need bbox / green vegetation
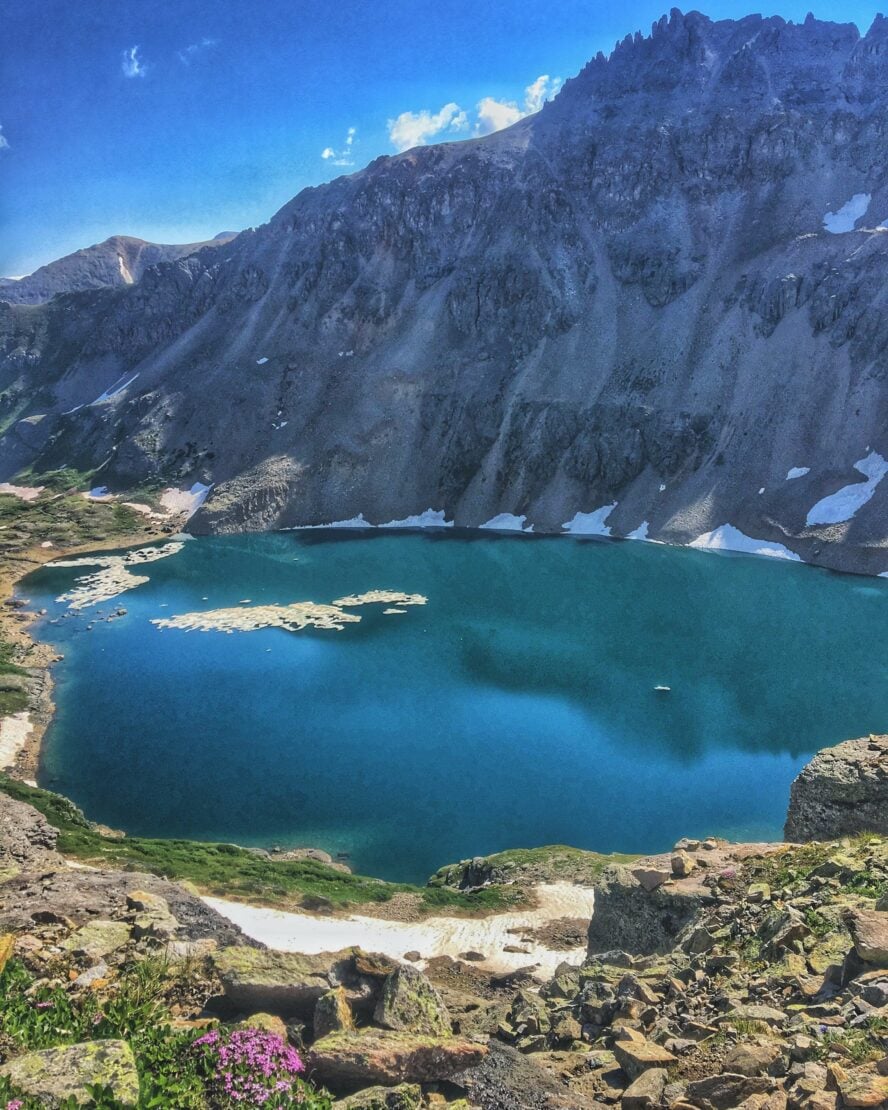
[0,775,523,914]
[0,485,144,555]
[0,641,28,716]
[428,843,639,889]
[0,958,332,1108]
[747,835,888,901]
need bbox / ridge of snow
[805,451,888,526]
[689,523,801,561]
[562,503,618,536]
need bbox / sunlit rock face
[3,11,888,573]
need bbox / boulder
[623,1067,668,1108]
[62,920,131,959]
[785,735,888,841]
[374,964,451,1036]
[613,1038,676,1081]
[459,1039,592,1109]
[315,986,356,1038]
[212,946,359,1016]
[834,1064,888,1108]
[234,1012,288,1039]
[723,1040,784,1076]
[685,1073,777,1109]
[306,1029,486,1089]
[334,1084,422,1109]
[847,909,888,968]
[0,1039,139,1107]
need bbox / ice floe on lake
[51,542,185,609]
[823,193,871,233]
[786,467,810,480]
[153,589,428,635]
[689,524,801,561]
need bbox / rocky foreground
[0,736,885,1107]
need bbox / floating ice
[823,193,871,233]
[805,451,888,526]
[689,524,801,561]
[786,467,810,480]
[562,504,618,536]
[256,357,269,365]
[51,542,186,609]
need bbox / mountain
[0,233,239,305]
[2,10,888,573]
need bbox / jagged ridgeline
[3,10,888,571]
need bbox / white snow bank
[300,514,375,530]
[92,373,139,405]
[805,451,888,527]
[159,483,212,519]
[786,467,810,480]
[204,882,596,980]
[479,513,532,532]
[0,712,32,770]
[626,521,650,541]
[823,193,871,233]
[379,509,453,529]
[0,483,44,502]
[690,524,801,561]
[562,504,617,536]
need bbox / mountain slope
[0,233,238,305]
[2,10,888,573]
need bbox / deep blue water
[21,530,888,883]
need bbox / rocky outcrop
[785,734,888,842]
[4,13,888,573]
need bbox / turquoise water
[22,530,888,883]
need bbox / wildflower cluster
[194,1027,315,1107]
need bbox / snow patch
[805,451,888,526]
[823,193,871,233]
[205,882,596,981]
[562,503,618,536]
[0,712,32,770]
[785,467,810,480]
[479,513,532,532]
[91,373,139,405]
[0,483,44,502]
[256,357,269,365]
[690,524,801,561]
[301,514,375,530]
[626,521,650,541]
[159,482,212,519]
[379,509,453,529]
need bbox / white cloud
[386,74,562,154]
[476,96,524,134]
[178,37,219,64]
[387,102,468,153]
[321,127,358,167]
[476,74,561,135]
[121,45,147,78]
[0,125,8,152]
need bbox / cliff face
[2,11,888,571]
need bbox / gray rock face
[3,13,888,572]
[784,734,888,841]
[0,234,237,305]
[586,864,704,956]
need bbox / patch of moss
[428,844,639,889]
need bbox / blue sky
[2,0,884,276]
